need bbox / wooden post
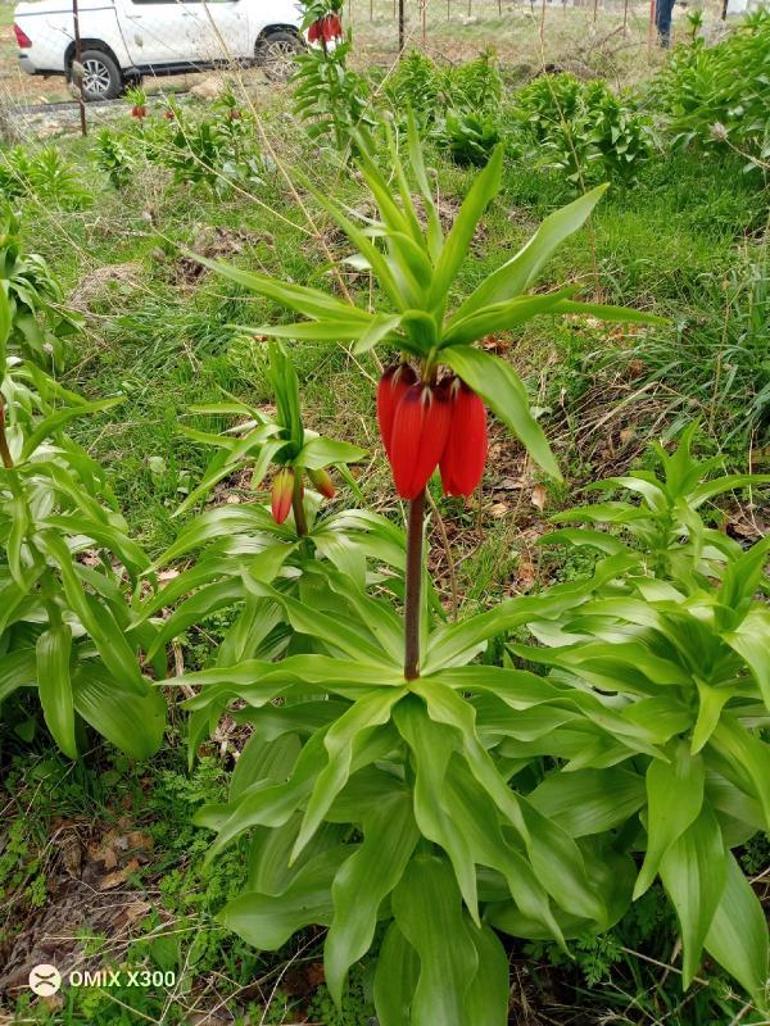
[399,0,405,50]
[71,0,87,136]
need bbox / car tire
[256,29,304,82]
[74,49,123,101]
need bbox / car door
[118,0,200,66]
[187,0,251,62]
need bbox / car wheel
[76,49,123,101]
[257,30,304,82]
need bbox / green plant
[149,100,264,196]
[440,109,501,167]
[292,35,371,153]
[134,342,401,759]
[167,125,658,1026]
[508,427,770,1003]
[0,209,82,370]
[94,128,134,190]
[384,50,441,125]
[0,251,165,760]
[651,12,770,170]
[583,81,654,184]
[0,146,91,210]
[446,49,503,113]
[515,74,652,187]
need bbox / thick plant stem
[0,400,13,469]
[404,490,425,680]
[292,472,308,537]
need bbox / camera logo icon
[29,964,62,996]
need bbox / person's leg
[655,0,676,46]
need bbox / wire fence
[0,0,736,141]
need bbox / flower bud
[439,378,488,497]
[271,468,294,524]
[377,363,417,459]
[131,105,147,120]
[389,382,451,500]
[308,467,336,499]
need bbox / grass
[2,22,770,1026]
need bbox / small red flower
[440,378,488,497]
[131,104,147,120]
[164,109,176,121]
[308,468,336,499]
[322,14,343,40]
[309,14,343,43]
[377,364,417,459]
[271,467,294,524]
[389,382,452,500]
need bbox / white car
[13,0,305,100]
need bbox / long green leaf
[391,854,479,1026]
[704,853,769,1004]
[292,690,405,860]
[373,922,420,1026]
[442,289,578,347]
[452,184,608,321]
[325,788,419,1004]
[36,625,77,759]
[43,533,147,695]
[428,144,504,310]
[442,346,560,479]
[72,664,166,759]
[659,804,727,987]
[634,741,705,899]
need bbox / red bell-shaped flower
[271,467,294,524]
[322,13,343,40]
[308,14,342,43]
[440,378,488,497]
[377,364,417,459]
[389,382,451,500]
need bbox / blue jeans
[656,0,676,45]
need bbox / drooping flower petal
[308,19,321,42]
[389,382,452,500]
[322,14,343,40]
[377,364,417,458]
[440,378,488,497]
[271,467,295,524]
[308,467,336,499]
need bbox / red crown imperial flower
[387,381,452,500]
[377,363,418,459]
[440,378,488,497]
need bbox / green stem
[404,490,425,680]
[292,471,308,537]
[0,399,13,470]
